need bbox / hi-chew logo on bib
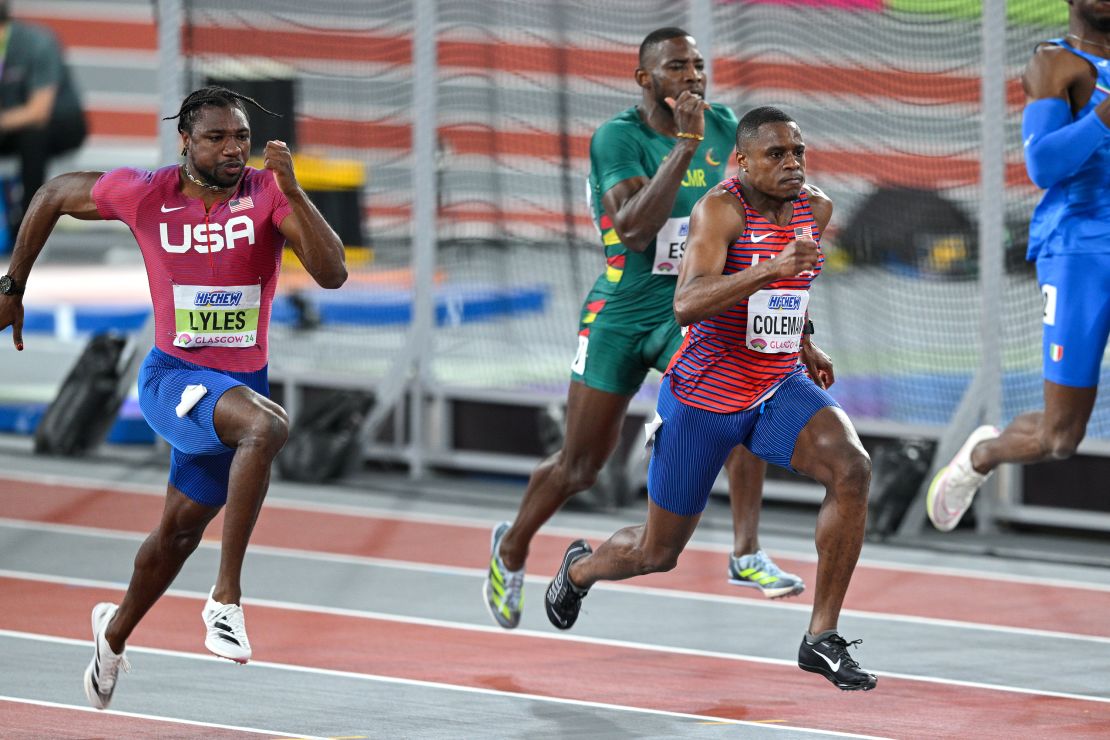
[653,217,690,275]
[173,284,261,348]
[746,289,809,353]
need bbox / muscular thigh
[138,348,270,507]
[571,319,667,396]
[746,372,840,472]
[647,379,755,517]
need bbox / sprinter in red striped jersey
[545,107,876,691]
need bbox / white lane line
[4,472,1110,592]
[3,520,1110,647]
[0,694,330,739]
[2,570,1109,705]
[0,631,892,739]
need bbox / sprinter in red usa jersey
[0,86,347,708]
[543,107,877,692]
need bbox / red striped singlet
[666,177,822,413]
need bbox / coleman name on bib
[746,289,809,353]
[173,284,261,348]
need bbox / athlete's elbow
[612,224,650,252]
[315,264,348,289]
[1025,156,1064,190]
[673,298,697,327]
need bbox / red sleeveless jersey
[667,177,822,413]
[92,165,292,372]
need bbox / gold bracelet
[675,132,704,141]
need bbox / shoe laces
[943,462,984,511]
[99,649,131,691]
[503,569,525,608]
[825,635,863,668]
[738,550,786,580]
[209,602,247,638]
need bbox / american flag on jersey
[794,225,813,239]
[229,196,254,213]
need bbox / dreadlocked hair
[163,86,281,134]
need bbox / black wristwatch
[0,274,23,296]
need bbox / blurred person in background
[0,86,346,709]
[0,0,87,235]
[544,106,876,692]
[928,0,1110,532]
[484,27,807,633]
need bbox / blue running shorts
[1037,252,1110,388]
[647,372,839,516]
[138,347,269,507]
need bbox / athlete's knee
[637,543,682,575]
[153,524,205,559]
[557,453,605,496]
[831,448,871,498]
[242,408,289,455]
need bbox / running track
[2,470,1108,739]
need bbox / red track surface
[3,577,1108,739]
[1,480,1106,638]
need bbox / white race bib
[172,284,261,348]
[652,217,689,275]
[570,334,589,375]
[746,289,809,353]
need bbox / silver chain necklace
[1066,33,1110,52]
[181,161,226,192]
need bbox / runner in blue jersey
[929,0,1110,530]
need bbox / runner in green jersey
[483,28,805,631]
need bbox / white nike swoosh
[750,233,771,243]
[161,204,186,213]
[812,648,841,672]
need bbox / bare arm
[799,185,834,384]
[674,188,823,326]
[1023,43,1110,122]
[602,139,700,252]
[0,86,57,132]
[0,171,104,349]
[600,92,708,252]
[266,141,348,289]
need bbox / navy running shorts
[647,371,838,516]
[1037,252,1110,388]
[138,347,269,507]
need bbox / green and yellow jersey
[583,103,738,330]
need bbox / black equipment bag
[34,332,135,456]
[866,438,937,540]
[277,390,373,483]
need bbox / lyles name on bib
[172,283,261,348]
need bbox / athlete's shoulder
[706,102,738,126]
[592,107,643,139]
[1027,39,1091,81]
[96,165,169,198]
[802,182,831,206]
[695,180,745,222]
[240,166,275,191]
[240,166,289,207]
[801,183,833,224]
